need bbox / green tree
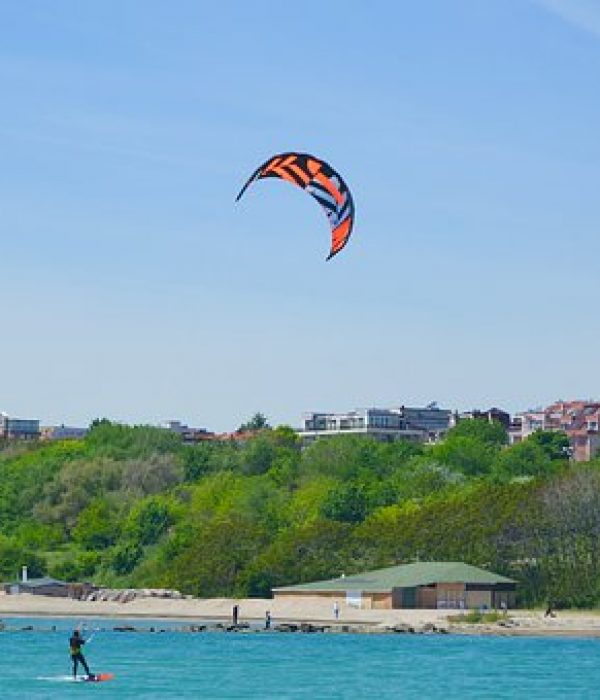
[321,482,369,523]
[492,440,558,481]
[0,534,45,580]
[527,431,571,461]
[238,413,271,432]
[430,436,497,476]
[165,514,268,596]
[86,421,182,458]
[446,419,508,446]
[49,550,101,582]
[302,435,391,480]
[385,459,465,503]
[0,440,85,531]
[181,443,219,481]
[124,496,176,546]
[110,542,143,575]
[73,498,121,550]
[353,481,528,573]
[239,519,353,597]
[283,476,337,526]
[240,436,277,476]
[496,468,600,607]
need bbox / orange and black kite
[236,152,355,260]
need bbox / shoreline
[2,593,600,638]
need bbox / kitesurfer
[70,628,94,680]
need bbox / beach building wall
[272,586,511,610]
[273,562,517,610]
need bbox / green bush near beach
[447,610,509,624]
[0,419,598,608]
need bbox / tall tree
[238,412,271,432]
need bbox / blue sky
[1,0,599,430]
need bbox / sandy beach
[2,591,600,636]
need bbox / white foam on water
[36,675,90,683]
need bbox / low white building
[299,404,451,445]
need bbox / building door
[402,587,417,609]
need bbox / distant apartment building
[162,420,214,444]
[0,412,40,440]
[40,425,89,441]
[161,420,265,445]
[453,407,511,431]
[211,430,264,445]
[299,403,451,445]
[510,400,600,462]
[402,403,453,437]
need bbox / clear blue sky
[1,0,599,431]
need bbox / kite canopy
[236,152,355,260]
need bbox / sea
[1,617,599,698]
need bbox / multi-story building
[402,403,453,437]
[508,410,545,443]
[0,413,40,440]
[510,400,600,462]
[162,420,214,444]
[40,425,89,441]
[454,407,511,431]
[299,404,451,445]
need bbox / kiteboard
[78,673,114,683]
[37,673,115,683]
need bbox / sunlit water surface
[1,617,599,698]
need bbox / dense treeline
[0,417,598,608]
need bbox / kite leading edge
[236,152,355,260]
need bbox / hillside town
[2,398,599,461]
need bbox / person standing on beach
[265,610,272,630]
[333,601,340,620]
[69,628,93,680]
[232,604,239,626]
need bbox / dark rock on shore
[388,623,415,634]
[274,623,299,633]
[300,623,327,633]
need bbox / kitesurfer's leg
[72,655,78,678]
[80,653,92,677]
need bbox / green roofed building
[273,562,516,610]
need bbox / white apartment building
[299,404,451,445]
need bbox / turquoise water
[1,617,600,698]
